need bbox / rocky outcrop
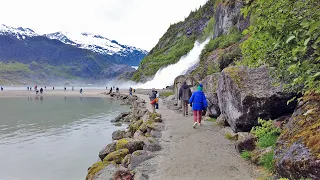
[87,95,163,180]
[214,0,250,38]
[99,142,116,161]
[217,66,297,132]
[274,92,320,179]
[201,73,221,117]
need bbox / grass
[258,134,278,148]
[225,133,237,140]
[259,151,275,172]
[240,150,251,160]
[206,117,217,122]
[160,91,174,97]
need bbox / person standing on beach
[1,87,3,91]
[129,87,133,95]
[80,88,83,94]
[189,84,208,128]
[179,81,192,116]
[149,89,157,113]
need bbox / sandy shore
[0,89,111,98]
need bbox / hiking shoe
[193,122,197,128]
[186,112,188,116]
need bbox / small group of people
[179,81,208,128]
[149,90,159,113]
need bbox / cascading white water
[136,38,210,89]
[107,38,210,89]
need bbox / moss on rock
[86,161,105,180]
[129,120,143,134]
[116,139,130,151]
[103,149,129,164]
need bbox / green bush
[240,0,320,94]
[240,150,251,160]
[259,151,275,172]
[258,134,278,148]
[251,118,281,148]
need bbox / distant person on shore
[53,87,54,90]
[1,87,3,91]
[80,88,83,94]
[129,87,133,95]
[155,91,159,109]
[45,86,46,89]
[64,87,66,91]
[116,87,119,93]
[40,88,43,94]
[27,87,29,91]
[189,84,208,128]
[149,89,157,113]
[72,86,74,91]
[179,81,192,116]
[30,87,32,91]
[109,87,113,94]
[106,86,107,90]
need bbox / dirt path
[136,94,259,180]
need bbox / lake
[0,96,129,180]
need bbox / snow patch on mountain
[0,24,38,39]
[46,32,148,56]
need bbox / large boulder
[99,142,116,161]
[201,73,221,117]
[87,163,117,180]
[217,66,297,132]
[274,92,320,179]
[116,138,144,154]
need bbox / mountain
[0,24,147,85]
[45,32,148,66]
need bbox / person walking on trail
[179,81,192,116]
[149,89,157,113]
[189,84,208,128]
[129,87,133,96]
[155,91,159,109]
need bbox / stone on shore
[111,112,130,122]
[112,130,132,140]
[87,163,117,180]
[103,149,129,164]
[222,127,238,140]
[274,92,320,179]
[99,142,116,161]
[217,66,297,132]
[116,138,144,154]
[128,150,154,170]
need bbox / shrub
[259,151,275,172]
[251,118,281,148]
[258,134,278,148]
[240,150,251,160]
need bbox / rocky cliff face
[274,92,320,179]
[213,1,249,38]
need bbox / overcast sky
[0,0,208,50]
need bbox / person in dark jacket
[189,84,208,128]
[149,89,157,113]
[179,81,192,116]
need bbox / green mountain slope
[132,0,216,82]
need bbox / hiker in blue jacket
[189,84,208,128]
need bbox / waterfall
[136,38,210,89]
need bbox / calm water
[0,96,129,180]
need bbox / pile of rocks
[86,94,164,180]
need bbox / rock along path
[135,94,259,180]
